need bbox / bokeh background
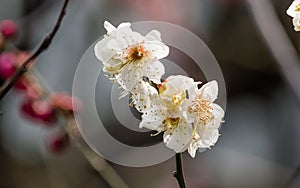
[1,0,300,187]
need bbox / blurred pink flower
[47,132,69,153]
[20,98,57,125]
[0,20,17,38]
[0,52,16,79]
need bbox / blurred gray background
[1,0,300,187]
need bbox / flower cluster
[287,0,300,31]
[0,20,81,153]
[94,21,225,158]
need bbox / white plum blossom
[94,21,169,96]
[94,21,225,158]
[138,75,224,157]
[287,0,300,31]
[287,0,300,18]
[183,80,224,157]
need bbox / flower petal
[165,75,196,91]
[94,36,114,63]
[145,30,162,42]
[104,21,116,33]
[163,121,193,153]
[131,81,159,112]
[117,63,142,91]
[211,103,225,128]
[143,41,169,59]
[139,99,166,130]
[197,128,220,149]
[188,133,200,158]
[198,80,218,102]
[182,101,195,123]
[143,60,165,84]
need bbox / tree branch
[0,0,70,100]
[173,153,187,188]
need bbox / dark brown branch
[0,0,70,100]
[173,153,187,188]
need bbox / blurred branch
[66,116,129,188]
[0,0,69,100]
[246,0,300,102]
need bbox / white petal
[94,37,114,63]
[196,104,223,149]
[117,22,131,29]
[211,103,225,128]
[106,38,127,52]
[110,22,132,37]
[198,80,218,102]
[163,121,193,153]
[145,30,162,41]
[143,60,165,84]
[139,99,166,130]
[116,30,144,46]
[182,101,195,123]
[117,64,142,91]
[143,41,169,59]
[103,59,123,73]
[165,75,196,91]
[197,128,219,148]
[188,133,200,158]
[131,81,159,112]
[104,21,116,33]
[188,144,197,158]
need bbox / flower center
[128,45,146,61]
[163,117,180,131]
[295,4,300,12]
[172,93,182,105]
[189,99,213,125]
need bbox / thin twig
[0,0,69,100]
[173,153,187,188]
[246,0,300,103]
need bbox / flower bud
[0,52,16,79]
[47,132,69,153]
[0,20,17,38]
[51,93,82,113]
[21,98,57,125]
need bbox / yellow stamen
[295,4,300,12]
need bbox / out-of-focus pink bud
[47,132,69,153]
[15,74,44,98]
[14,78,28,91]
[0,20,17,38]
[20,98,57,125]
[0,52,16,79]
[51,93,82,113]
